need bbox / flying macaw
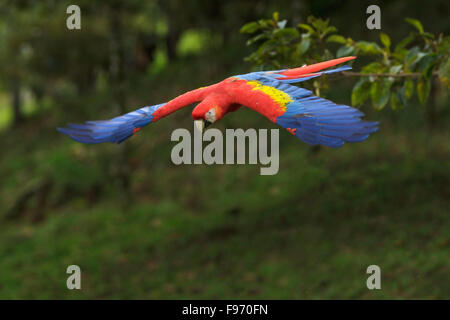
[58,56,378,148]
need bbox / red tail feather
[279,56,356,77]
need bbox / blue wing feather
[236,66,378,148]
[57,103,164,144]
[276,97,378,148]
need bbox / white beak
[194,119,204,133]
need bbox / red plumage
[58,56,378,148]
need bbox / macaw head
[192,102,226,133]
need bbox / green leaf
[405,47,426,67]
[389,65,402,74]
[257,19,271,29]
[273,12,279,22]
[380,32,391,49]
[417,78,431,105]
[274,28,300,43]
[326,35,346,44]
[416,54,437,78]
[392,50,408,62]
[422,32,435,39]
[323,48,334,60]
[405,18,424,34]
[240,22,260,34]
[258,39,279,56]
[351,79,371,106]
[390,91,402,110]
[371,79,393,110]
[297,38,310,55]
[437,58,450,88]
[298,23,314,34]
[308,16,328,31]
[395,33,415,53]
[336,45,354,58]
[356,41,382,55]
[404,79,414,99]
[361,62,383,74]
[246,33,266,46]
[399,86,408,106]
[436,36,450,55]
[323,26,337,37]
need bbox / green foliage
[0,1,448,300]
[405,18,424,34]
[437,56,450,87]
[241,14,449,111]
[1,121,449,299]
[417,78,431,105]
[351,79,370,106]
[370,79,393,110]
[241,14,338,70]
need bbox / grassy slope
[0,114,448,299]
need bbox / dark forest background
[0,0,448,299]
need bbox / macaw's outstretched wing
[231,57,378,148]
[57,104,165,144]
[58,87,211,144]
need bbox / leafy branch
[241,13,449,111]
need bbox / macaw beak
[194,119,204,133]
[194,119,211,133]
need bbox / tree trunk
[11,76,23,126]
[426,77,438,129]
[165,20,181,61]
[109,6,131,206]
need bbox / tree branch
[342,71,439,78]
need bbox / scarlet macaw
[58,56,378,148]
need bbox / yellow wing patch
[246,80,293,111]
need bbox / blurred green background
[0,0,448,299]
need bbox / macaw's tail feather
[57,103,164,144]
[275,65,353,83]
[276,96,379,148]
[274,56,356,83]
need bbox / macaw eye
[205,109,216,122]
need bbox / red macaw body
[58,56,378,148]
